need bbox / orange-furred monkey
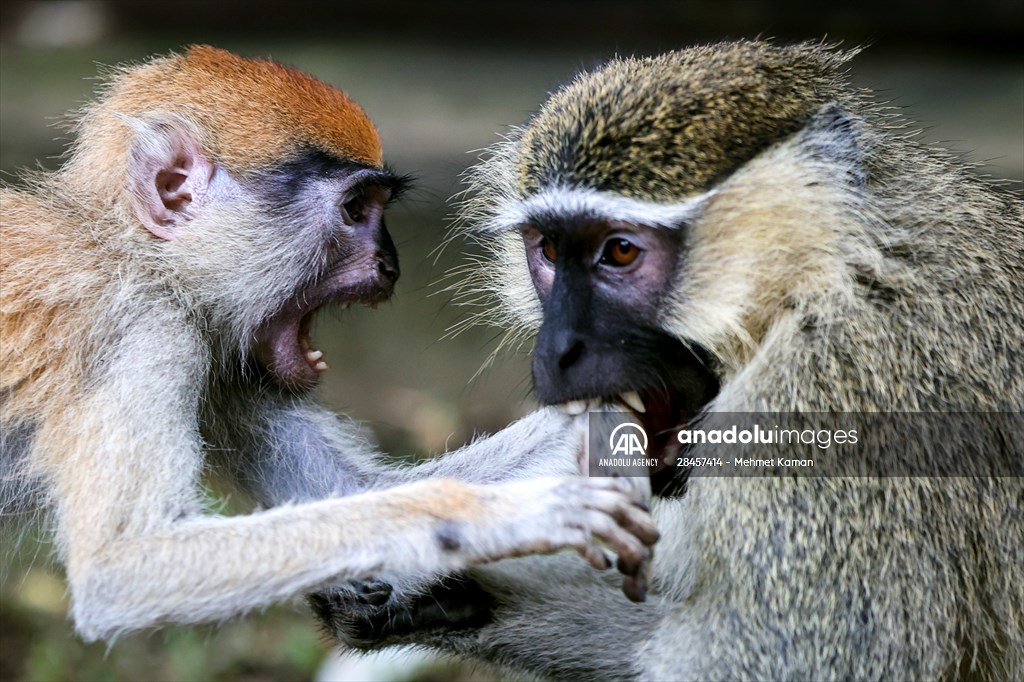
[0,46,657,642]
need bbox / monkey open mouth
[555,348,719,495]
[252,269,393,391]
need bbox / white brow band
[485,186,714,232]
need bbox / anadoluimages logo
[609,422,648,456]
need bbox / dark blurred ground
[1,1,1021,680]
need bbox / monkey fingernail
[640,527,661,546]
[616,552,648,577]
[624,575,648,603]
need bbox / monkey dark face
[522,218,719,482]
[251,152,406,390]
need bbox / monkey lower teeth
[304,348,329,372]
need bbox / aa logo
[609,422,648,456]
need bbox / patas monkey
[0,46,658,642]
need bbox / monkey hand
[574,402,656,602]
[460,475,659,601]
[309,574,494,650]
[584,468,654,603]
[312,474,658,639]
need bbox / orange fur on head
[95,45,382,173]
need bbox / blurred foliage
[2,565,330,682]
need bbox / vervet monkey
[0,46,659,643]
[318,41,1024,680]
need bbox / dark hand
[309,576,495,648]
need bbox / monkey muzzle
[536,334,720,495]
[252,248,398,391]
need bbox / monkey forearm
[209,393,582,506]
[374,407,582,488]
[65,475,655,641]
[70,491,447,639]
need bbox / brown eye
[541,237,558,262]
[600,238,641,267]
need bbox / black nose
[557,338,585,370]
[538,326,587,370]
[377,253,399,283]
[532,326,592,404]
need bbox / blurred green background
[1,1,1021,680]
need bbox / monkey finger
[577,541,615,570]
[615,551,646,578]
[609,500,660,547]
[587,476,653,510]
[353,579,394,606]
[622,571,648,603]
[581,489,660,547]
[583,511,650,575]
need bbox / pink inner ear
[132,124,211,240]
[157,163,192,214]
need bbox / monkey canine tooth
[620,391,646,414]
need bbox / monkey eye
[599,238,641,267]
[540,237,558,263]
[339,197,363,226]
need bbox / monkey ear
[125,117,215,240]
[801,104,866,188]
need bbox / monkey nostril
[376,256,399,282]
[558,340,585,371]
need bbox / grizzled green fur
[518,41,858,200]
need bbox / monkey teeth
[620,391,646,414]
[304,348,329,373]
[558,393,646,416]
[300,341,329,373]
[561,400,589,416]
[295,325,330,374]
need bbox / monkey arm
[335,477,1024,681]
[203,389,384,506]
[205,387,582,508]
[457,556,666,681]
[372,406,583,486]
[321,551,665,680]
[62,474,648,642]
[59,442,655,644]
[33,318,655,642]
